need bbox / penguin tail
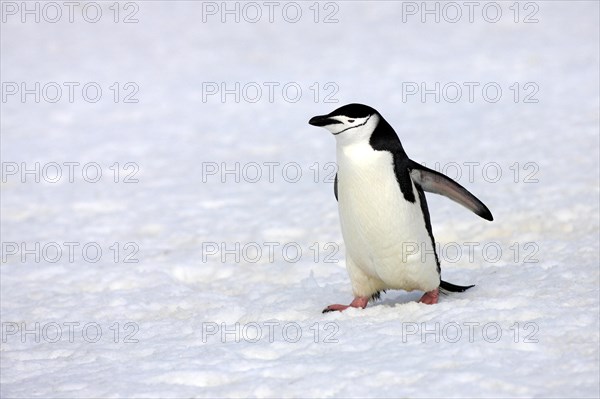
[440,280,475,293]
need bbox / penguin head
[309,103,380,143]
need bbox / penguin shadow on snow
[376,288,471,309]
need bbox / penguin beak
[309,115,342,127]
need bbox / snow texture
[1,1,599,398]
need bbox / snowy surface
[1,1,599,398]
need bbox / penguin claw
[418,288,439,305]
[322,304,351,313]
[322,297,369,313]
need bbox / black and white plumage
[308,103,493,312]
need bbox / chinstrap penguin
[308,103,493,313]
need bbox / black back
[368,113,416,204]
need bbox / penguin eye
[348,119,355,123]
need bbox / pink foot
[323,296,369,313]
[418,288,439,305]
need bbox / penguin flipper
[409,162,493,221]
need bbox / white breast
[336,142,440,293]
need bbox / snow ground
[1,1,599,398]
